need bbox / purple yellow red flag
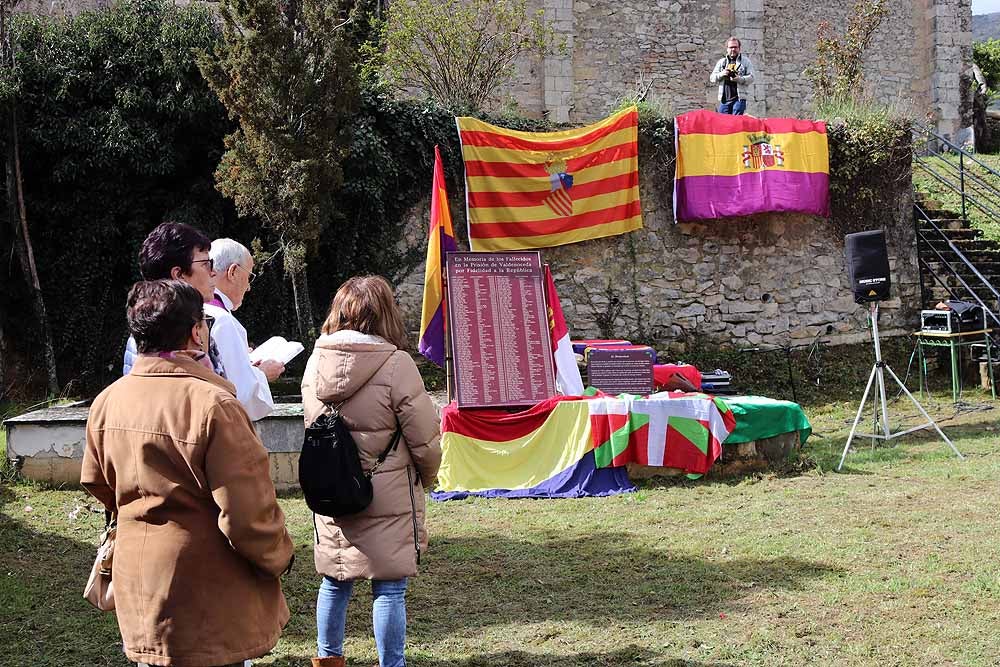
[456,107,643,251]
[418,146,458,367]
[673,110,829,221]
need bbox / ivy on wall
[1,0,231,395]
[820,110,913,239]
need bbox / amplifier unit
[921,305,986,333]
[921,310,956,333]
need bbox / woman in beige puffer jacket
[301,275,441,667]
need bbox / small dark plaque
[587,348,654,396]
[446,251,556,408]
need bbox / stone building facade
[503,0,971,139]
[23,0,973,136]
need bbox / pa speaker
[845,230,891,303]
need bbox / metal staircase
[912,126,1000,330]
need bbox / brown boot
[311,657,346,667]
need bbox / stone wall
[497,0,971,139]
[395,138,919,355]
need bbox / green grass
[2,394,1000,666]
[913,153,1000,242]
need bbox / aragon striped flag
[456,107,643,251]
[673,110,830,221]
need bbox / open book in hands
[249,336,305,366]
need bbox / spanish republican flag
[673,110,829,221]
[456,107,643,251]
[418,146,457,367]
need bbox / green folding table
[915,328,996,402]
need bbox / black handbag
[299,400,401,517]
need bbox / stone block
[757,431,799,463]
[676,303,708,318]
[704,293,724,307]
[734,10,764,23]
[728,300,763,314]
[721,275,744,291]
[17,456,82,486]
[269,453,299,491]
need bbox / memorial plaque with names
[446,251,556,408]
[587,348,654,396]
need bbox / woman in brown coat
[82,280,294,667]
[302,276,441,667]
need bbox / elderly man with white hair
[205,238,284,421]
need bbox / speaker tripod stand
[837,303,964,471]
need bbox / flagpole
[443,266,454,404]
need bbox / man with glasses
[123,222,227,377]
[206,238,284,421]
[710,36,754,115]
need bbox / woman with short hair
[302,275,441,667]
[82,279,294,667]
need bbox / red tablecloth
[653,363,702,390]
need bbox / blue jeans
[317,576,408,667]
[717,99,747,115]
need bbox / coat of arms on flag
[741,133,785,170]
[543,157,574,217]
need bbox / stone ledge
[626,430,802,479]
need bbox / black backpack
[299,401,402,517]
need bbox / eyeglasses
[191,258,215,272]
[234,263,257,284]
[203,314,216,330]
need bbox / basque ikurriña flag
[673,110,830,221]
[456,107,642,251]
[418,146,458,367]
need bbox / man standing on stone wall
[710,37,755,115]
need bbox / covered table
[718,395,812,445]
[432,392,736,500]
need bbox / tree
[974,39,1000,101]
[364,0,560,112]
[199,0,361,342]
[0,0,58,395]
[4,0,228,394]
[805,0,889,103]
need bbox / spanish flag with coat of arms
[673,110,830,221]
[456,107,643,251]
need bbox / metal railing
[912,126,1000,224]
[913,204,1000,329]
[911,125,1000,328]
